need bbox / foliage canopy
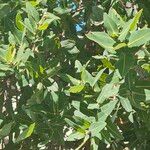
[0,0,150,149]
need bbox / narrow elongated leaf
[145,89,150,103]
[26,2,39,22]
[120,96,132,112]
[89,121,106,137]
[104,13,119,36]
[90,138,99,150]
[24,18,34,34]
[97,112,108,122]
[107,119,123,140]
[69,85,84,93]
[59,74,81,85]
[0,63,13,71]
[5,45,16,63]
[51,91,59,103]
[65,118,85,133]
[0,3,10,20]
[15,123,35,143]
[88,103,99,110]
[97,83,120,103]
[101,100,118,116]
[128,112,134,123]
[135,80,150,89]
[75,60,83,73]
[114,43,127,50]
[116,52,135,76]
[109,8,125,27]
[118,20,132,41]
[130,9,143,31]
[38,22,49,30]
[86,32,116,50]
[128,29,150,47]
[81,69,94,86]
[119,9,143,41]
[16,12,24,31]
[38,13,60,30]
[0,122,14,139]
[66,132,85,141]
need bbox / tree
[0,0,150,149]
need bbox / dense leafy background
[0,0,150,149]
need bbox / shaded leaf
[107,119,123,140]
[0,122,14,139]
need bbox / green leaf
[101,100,118,116]
[38,22,49,30]
[130,9,143,31]
[97,112,108,122]
[116,52,135,76]
[118,20,133,42]
[0,3,10,20]
[101,58,115,70]
[107,119,123,140]
[81,69,94,86]
[16,12,24,31]
[0,63,13,71]
[24,18,35,34]
[59,74,81,85]
[114,43,127,50]
[86,32,116,50]
[61,39,79,54]
[109,8,125,27]
[90,138,99,150]
[128,112,134,123]
[38,13,60,30]
[69,85,84,93]
[144,89,150,103]
[128,28,150,48]
[15,47,33,64]
[66,132,85,141]
[89,121,106,137]
[53,7,70,15]
[75,60,83,73]
[88,103,99,110]
[103,13,119,37]
[0,122,14,139]
[26,2,39,22]
[15,123,35,143]
[97,83,120,103]
[46,66,61,78]
[21,75,28,87]
[5,45,16,63]
[120,96,132,112]
[65,118,85,133]
[51,91,59,103]
[118,9,143,41]
[90,5,104,26]
[74,110,92,123]
[135,80,150,89]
